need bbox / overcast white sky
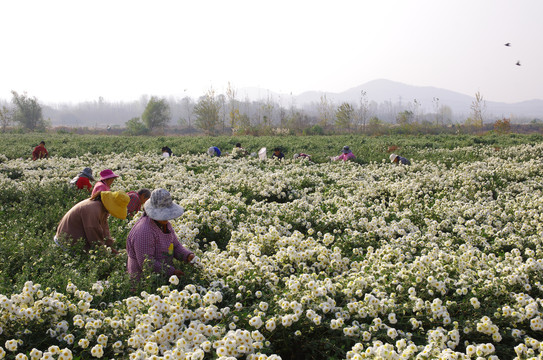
[1,0,542,104]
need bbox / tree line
[1,87,536,136]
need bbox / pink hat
[99,169,119,181]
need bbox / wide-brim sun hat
[99,169,119,181]
[342,146,350,153]
[101,191,130,219]
[390,153,398,162]
[81,167,94,181]
[144,188,185,221]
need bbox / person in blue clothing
[390,153,411,165]
[208,146,221,157]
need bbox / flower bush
[1,135,543,359]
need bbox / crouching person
[126,188,195,281]
[55,191,130,254]
[390,153,411,165]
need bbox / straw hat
[101,191,130,219]
[390,154,399,162]
[99,169,119,181]
[144,188,185,221]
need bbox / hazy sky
[1,0,542,104]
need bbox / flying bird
[505,43,511,47]
[516,61,521,66]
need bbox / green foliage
[468,91,485,127]
[1,135,543,359]
[194,89,221,135]
[494,117,511,134]
[125,117,149,136]
[0,182,164,299]
[0,183,86,292]
[11,90,46,131]
[317,94,334,127]
[141,96,171,132]
[0,105,12,133]
[0,133,541,165]
[335,102,355,131]
[305,124,324,136]
[396,110,414,125]
[285,110,309,133]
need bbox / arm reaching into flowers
[126,217,189,276]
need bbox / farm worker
[91,169,120,197]
[126,188,151,217]
[126,188,197,280]
[207,146,221,157]
[272,147,285,160]
[293,153,311,161]
[162,146,173,157]
[32,141,48,160]
[390,153,411,165]
[333,146,356,161]
[258,147,267,160]
[55,190,130,253]
[70,167,95,192]
[231,143,248,158]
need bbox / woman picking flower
[126,188,196,280]
[91,169,119,197]
[55,190,130,253]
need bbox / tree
[440,105,453,125]
[11,91,45,131]
[466,91,485,127]
[494,117,511,134]
[335,102,355,131]
[261,93,275,128]
[194,88,221,135]
[411,99,421,123]
[317,94,334,128]
[0,106,12,133]
[125,117,149,136]
[357,90,370,133]
[238,113,251,133]
[217,94,226,132]
[433,97,440,125]
[396,110,414,125]
[226,82,241,132]
[278,105,287,130]
[368,116,384,134]
[284,110,305,133]
[141,96,171,132]
[179,96,194,129]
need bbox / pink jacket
[91,181,110,197]
[335,152,356,161]
[126,216,193,278]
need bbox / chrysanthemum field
[1,134,542,360]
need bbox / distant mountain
[240,79,543,120]
[486,99,543,119]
